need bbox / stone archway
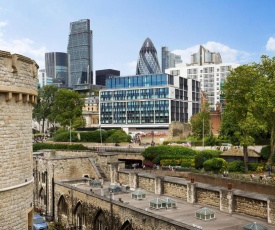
[57,195,69,227]
[93,209,109,230]
[73,201,84,228]
[38,187,45,210]
[120,220,132,230]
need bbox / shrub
[256,166,264,172]
[261,145,270,160]
[160,159,181,166]
[248,163,262,171]
[194,150,221,169]
[203,158,227,173]
[227,161,244,172]
[106,130,131,143]
[33,142,89,151]
[53,131,78,142]
[142,145,196,163]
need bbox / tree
[221,65,264,172]
[254,55,275,163]
[33,85,58,133]
[190,103,211,138]
[50,89,85,128]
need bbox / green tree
[33,85,58,133]
[190,103,211,138]
[221,65,264,172]
[254,55,275,163]
[50,89,85,128]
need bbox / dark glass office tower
[45,52,70,87]
[136,38,161,75]
[96,69,120,86]
[67,19,93,87]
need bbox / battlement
[0,50,39,103]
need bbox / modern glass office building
[136,38,161,75]
[45,52,70,87]
[67,19,93,87]
[99,73,200,128]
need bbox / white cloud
[0,25,46,68]
[125,61,137,75]
[266,37,275,52]
[173,41,251,64]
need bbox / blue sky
[1,0,275,76]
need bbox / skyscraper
[161,46,182,72]
[136,38,161,75]
[45,52,70,87]
[67,19,93,87]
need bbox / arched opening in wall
[120,220,132,230]
[93,209,109,230]
[118,159,143,169]
[73,201,84,228]
[39,187,45,210]
[57,195,69,226]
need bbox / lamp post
[99,125,103,148]
[69,120,72,145]
[202,118,205,149]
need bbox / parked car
[33,214,48,230]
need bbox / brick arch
[93,209,109,230]
[73,201,84,228]
[120,220,132,230]
[57,195,69,224]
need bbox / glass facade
[67,19,93,87]
[106,74,173,89]
[45,52,69,87]
[136,38,161,75]
[100,74,200,126]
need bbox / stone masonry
[0,50,38,229]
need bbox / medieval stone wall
[54,183,196,230]
[196,188,220,208]
[163,181,187,200]
[234,196,267,219]
[0,50,38,229]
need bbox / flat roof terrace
[62,178,275,230]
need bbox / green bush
[248,163,262,171]
[53,131,78,142]
[106,130,131,143]
[33,142,89,151]
[205,135,218,146]
[194,150,221,169]
[203,158,226,172]
[261,145,270,160]
[227,161,245,172]
[142,145,197,163]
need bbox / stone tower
[0,50,38,229]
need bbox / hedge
[194,150,222,169]
[33,143,89,151]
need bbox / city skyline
[1,0,275,76]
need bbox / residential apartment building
[38,69,53,88]
[161,46,182,72]
[67,19,93,87]
[166,46,239,111]
[99,73,200,129]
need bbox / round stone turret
[0,50,38,229]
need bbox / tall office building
[45,52,70,87]
[136,38,161,75]
[67,19,93,87]
[161,46,183,72]
[96,69,120,86]
[99,73,200,129]
[190,45,222,66]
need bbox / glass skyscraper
[161,46,182,73]
[136,38,161,75]
[67,19,93,87]
[45,52,70,87]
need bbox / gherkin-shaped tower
[136,38,161,75]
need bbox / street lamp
[202,118,204,149]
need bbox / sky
[1,0,275,76]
